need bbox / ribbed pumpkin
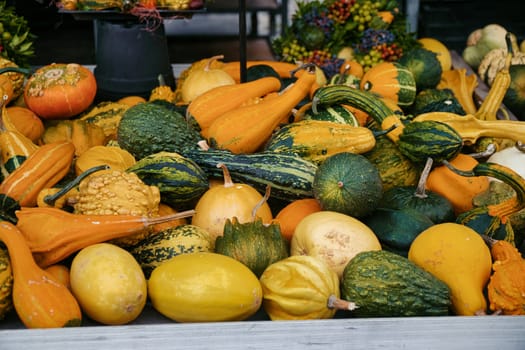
[359,61,417,107]
[259,255,341,320]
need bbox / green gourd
[341,250,451,317]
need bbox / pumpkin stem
[43,164,109,206]
[217,162,234,188]
[251,185,271,221]
[327,294,359,311]
[414,157,433,198]
[205,55,224,72]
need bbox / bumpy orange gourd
[487,239,525,315]
[0,221,82,328]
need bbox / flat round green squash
[363,207,434,256]
[380,185,456,224]
[117,102,200,160]
[313,152,383,218]
[398,48,443,91]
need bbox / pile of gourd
[0,34,524,330]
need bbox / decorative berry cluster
[272,0,419,79]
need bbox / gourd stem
[337,64,351,84]
[43,164,109,206]
[251,185,271,221]
[469,143,496,159]
[0,66,32,76]
[290,62,316,77]
[217,162,234,188]
[442,159,476,177]
[515,141,525,153]
[327,295,359,311]
[414,157,433,199]
[205,55,224,72]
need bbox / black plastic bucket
[93,19,175,101]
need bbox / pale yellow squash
[70,243,147,325]
[291,211,381,279]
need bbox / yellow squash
[408,222,492,316]
[148,252,262,322]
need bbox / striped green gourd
[182,148,317,201]
[130,224,213,278]
[265,119,376,164]
[397,120,463,163]
[311,85,394,124]
[127,151,209,210]
[303,104,359,126]
[312,86,465,163]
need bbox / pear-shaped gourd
[408,222,492,315]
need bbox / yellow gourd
[70,243,147,325]
[180,55,236,104]
[148,252,262,322]
[260,255,341,320]
[408,222,492,316]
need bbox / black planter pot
[93,19,175,101]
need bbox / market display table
[1,311,524,350]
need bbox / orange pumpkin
[274,198,322,242]
[359,61,417,107]
[24,63,97,120]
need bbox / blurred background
[6,0,525,66]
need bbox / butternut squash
[0,221,82,328]
[206,64,317,154]
[187,76,282,135]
